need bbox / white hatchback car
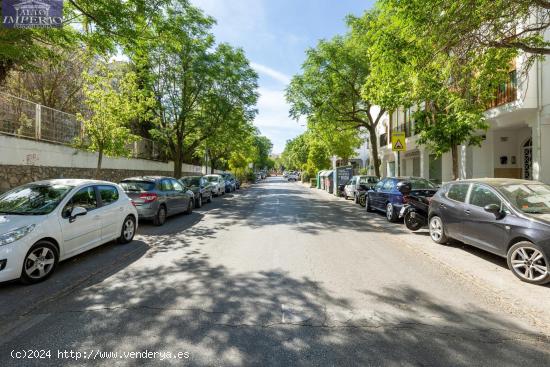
[0,179,138,284]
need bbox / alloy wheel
[429,217,443,242]
[386,203,394,220]
[24,247,55,280]
[510,247,548,282]
[123,218,135,241]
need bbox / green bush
[246,171,257,182]
[310,178,317,188]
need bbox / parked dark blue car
[366,177,439,222]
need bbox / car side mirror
[484,204,502,216]
[70,206,87,222]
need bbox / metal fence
[0,92,161,161]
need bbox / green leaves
[76,61,156,172]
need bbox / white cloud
[250,62,291,85]
[254,87,305,153]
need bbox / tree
[371,0,518,179]
[286,31,395,177]
[380,0,550,58]
[77,63,155,177]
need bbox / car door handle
[464,209,471,215]
[119,207,123,211]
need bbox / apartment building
[375,51,550,184]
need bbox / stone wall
[0,164,201,193]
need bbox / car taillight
[139,192,158,203]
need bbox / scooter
[400,194,431,231]
[396,181,432,231]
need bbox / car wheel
[429,216,448,244]
[359,195,366,207]
[207,194,212,203]
[404,211,423,231]
[20,241,58,284]
[354,194,359,204]
[507,242,550,285]
[196,195,203,208]
[386,203,398,222]
[185,199,194,214]
[154,205,167,226]
[118,215,136,244]
[365,195,373,212]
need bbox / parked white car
[0,179,138,284]
[204,175,226,196]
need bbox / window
[63,186,97,217]
[469,185,501,208]
[98,185,119,206]
[160,179,173,191]
[383,179,395,190]
[0,184,73,215]
[120,181,156,192]
[374,180,385,190]
[446,184,469,203]
[172,179,184,192]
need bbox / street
[1,177,550,366]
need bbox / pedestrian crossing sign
[391,132,406,152]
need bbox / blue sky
[191,0,375,154]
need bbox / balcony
[487,70,517,109]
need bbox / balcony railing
[487,70,517,109]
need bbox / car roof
[446,178,544,187]
[121,176,172,182]
[30,179,116,186]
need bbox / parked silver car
[120,176,194,226]
[344,175,379,203]
[204,175,226,197]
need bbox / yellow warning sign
[391,132,406,152]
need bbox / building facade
[375,49,550,184]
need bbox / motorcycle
[396,181,433,231]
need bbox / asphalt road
[1,177,550,366]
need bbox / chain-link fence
[0,92,161,161]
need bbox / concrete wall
[0,135,215,192]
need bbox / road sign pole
[397,151,401,176]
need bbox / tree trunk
[173,141,183,178]
[95,149,103,179]
[367,125,381,177]
[451,144,459,180]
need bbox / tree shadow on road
[3,248,549,366]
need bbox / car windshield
[181,177,201,186]
[407,178,438,190]
[0,184,73,215]
[500,184,550,214]
[120,181,156,192]
[359,177,378,184]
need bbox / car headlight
[0,224,36,246]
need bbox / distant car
[0,179,137,284]
[429,178,550,285]
[204,175,225,196]
[287,172,299,181]
[344,175,379,204]
[180,176,213,208]
[220,173,237,192]
[366,177,438,222]
[120,176,194,226]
